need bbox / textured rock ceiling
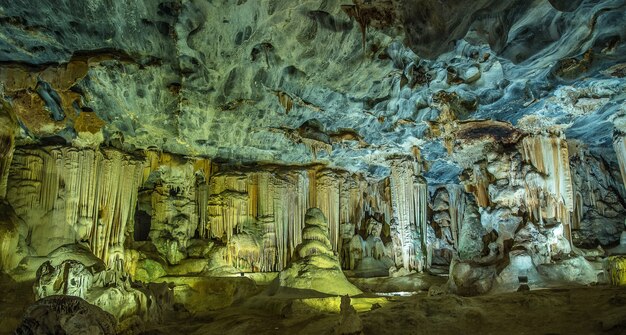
[0,0,625,182]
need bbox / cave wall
[0,0,624,298]
[0,126,623,284]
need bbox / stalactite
[572,191,583,230]
[415,178,429,269]
[192,158,213,239]
[338,174,367,264]
[0,99,17,199]
[183,158,213,239]
[271,170,309,270]
[257,172,276,271]
[7,141,385,273]
[613,133,626,190]
[339,174,367,230]
[447,184,466,249]
[92,150,144,263]
[196,181,209,238]
[0,137,15,200]
[313,169,341,252]
[7,147,144,264]
[467,164,491,208]
[362,178,392,226]
[301,137,332,160]
[521,133,574,243]
[207,173,251,241]
[389,159,427,271]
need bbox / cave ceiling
[0,0,625,183]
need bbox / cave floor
[3,274,626,335]
[147,285,626,335]
[0,275,34,334]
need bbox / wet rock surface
[0,0,622,182]
[0,1,626,334]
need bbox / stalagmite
[275,208,362,296]
[193,165,384,272]
[607,256,626,285]
[144,152,204,264]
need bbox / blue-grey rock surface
[0,0,624,184]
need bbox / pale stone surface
[31,254,172,332]
[0,3,625,332]
[277,208,362,296]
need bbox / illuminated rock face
[0,0,623,180]
[0,100,18,199]
[0,129,623,298]
[277,208,362,296]
[389,159,429,271]
[0,131,623,293]
[0,0,624,309]
[32,257,171,331]
[520,134,574,240]
[35,260,94,300]
[5,147,144,262]
[0,200,23,271]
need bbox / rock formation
[335,295,363,335]
[32,256,171,333]
[276,208,362,296]
[15,295,117,335]
[0,0,624,333]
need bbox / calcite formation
[0,0,625,332]
[389,159,429,271]
[6,146,144,262]
[276,208,362,296]
[32,257,171,332]
[520,133,574,240]
[0,99,18,199]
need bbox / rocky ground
[0,274,34,334]
[4,270,626,335]
[142,284,626,335]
